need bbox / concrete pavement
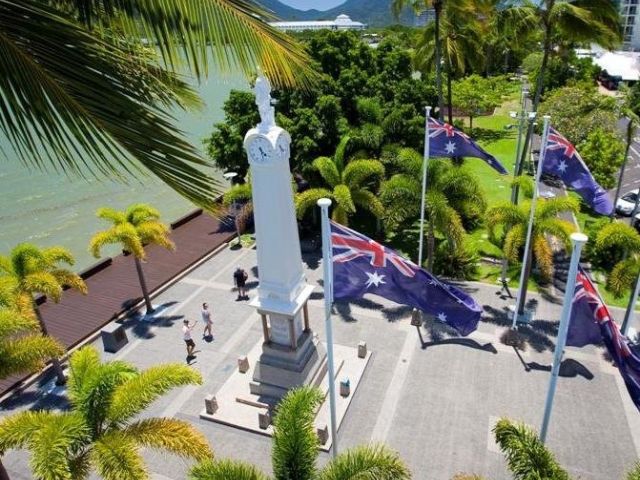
[1,244,639,480]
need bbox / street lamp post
[223,172,241,246]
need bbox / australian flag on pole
[542,127,613,216]
[428,117,508,175]
[330,221,482,336]
[567,266,640,411]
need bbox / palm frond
[8,243,46,280]
[317,444,411,480]
[394,148,422,177]
[536,197,579,221]
[92,431,147,480]
[124,418,211,460]
[607,257,640,298]
[223,184,253,206]
[504,223,526,264]
[510,176,534,199]
[0,333,64,379]
[22,272,64,301]
[313,157,341,188]
[333,184,356,215]
[50,269,88,295]
[536,218,575,252]
[532,234,553,282]
[379,174,421,230]
[41,246,75,267]
[333,135,352,172]
[626,461,640,480]
[342,159,385,190]
[126,204,161,226]
[67,346,104,405]
[486,202,527,234]
[272,387,323,480]
[96,208,127,225]
[89,223,144,259]
[107,363,202,425]
[189,459,270,480]
[135,221,175,251]
[492,418,570,480]
[294,188,333,220]
[352,189,385,219]
[595,222,640,255]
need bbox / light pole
[223,172,241,246]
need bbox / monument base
[200,337,371,451]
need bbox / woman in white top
[201,303,213,338]
[183,319,196,358]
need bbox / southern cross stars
[557,159,568,173]
[437,312,447,323]
[365,271,386,288]
[444,141,456,154]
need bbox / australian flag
[567,266,640,411]
[428,117,508,175]
[330,221,482,336]
[542,127,613,216]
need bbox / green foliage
[538,85,620,146]
[577,128,626,189]
[0,346,210,479]
[433,240,480,280]
[190,459,269,480]
[524,52,600,95]
[493,418,570,480]
[627,462,640,480]
[317,444,410,480]
[452,75,505,128]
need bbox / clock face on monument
[275,134,290,159]
[247,136,274,165]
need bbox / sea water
[0,71,248,270]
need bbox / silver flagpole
[418,106,433,268]
[511,115,551,328]
[621,272,640,336]
[318,198,338,457]
[539,232,588,443]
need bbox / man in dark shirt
[233,266,248,300]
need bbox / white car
[616,189,640,216]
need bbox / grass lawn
[476,262,542,293]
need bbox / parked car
[616,189,640,216]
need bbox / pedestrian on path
[183,319,196,359]
[201,302,213,338]
[234,266,248,300]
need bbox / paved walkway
[1,245,639,480]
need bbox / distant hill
[256,0,416,27]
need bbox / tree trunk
[517,241,535,315]
[434,1,444,121]
[515,7,555,202]
[446,55,453,124]
[33,303,66,385]
[0,458,10,480]
[611,118,635,222]
[134,257,153,314]
[426,222,436,272]
[469,115,473,131]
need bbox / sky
[279,0,345,10]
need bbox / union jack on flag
[426,117,508,174]
[329,221,482,336]
[567,266,640,411]
[542,127,613,216]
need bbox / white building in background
[621,0,640,51]
[269,14,366,32]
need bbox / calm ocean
[0,72,248,270]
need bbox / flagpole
[511,115,551,328]
[621,271,640,336]
[418,105,433,268]
[539,232,588,443]
[318,197,338,458]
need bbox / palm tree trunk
[611,118,635,221]
[515,7,555,200]
[33,302,66,385]
[434,0,444,121]
[427,222,436,272]
[134,257,153,313]
[469,115,473,131]
[0,459,10,480]
[517,242,535,315]
[446,56,453,124]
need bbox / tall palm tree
[392,0,444,120]
[189,386,410,480]
[295,138,385,226]
[380,150,486,271]
[1,0,312,207]
[513,0,621,191]
[486,196,578,283]
[0,346,211,480]
[0,243,87,384]
[594,222,640,297]
[89,203,174,314]
[493,418,570,480]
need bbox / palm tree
[1,0,312,207]
[493,418,570,480]
[189,386,410,480]
[486,196,578,284]
[0,243,87,384]
[295,138,385,226]
[89,204,174,314]
[380,150,486,271]
[392,0,445,120]
[593,222,640,297]
[513,0,621,189]
[0,346,211,480]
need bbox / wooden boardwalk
[0,210,235,397]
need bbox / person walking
[201,302,213,338]
[182,319,196,359]
[233,266,248,300]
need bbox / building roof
[269,14,365,30]
[577,48,640,81]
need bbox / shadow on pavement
[512,347,594,380]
